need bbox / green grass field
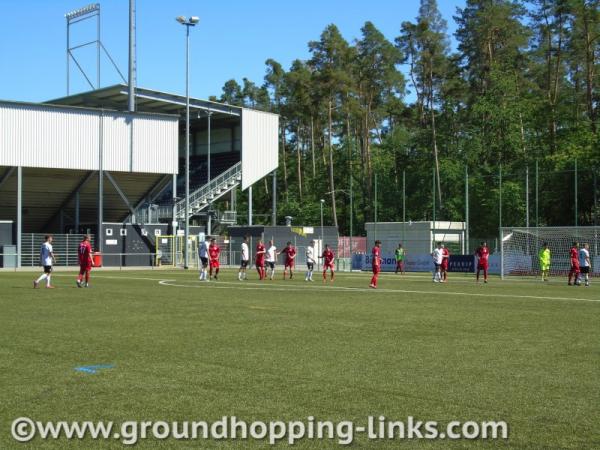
[0,269,598,449]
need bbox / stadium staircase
[134,161,241,224]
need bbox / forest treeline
[209,0,599,238]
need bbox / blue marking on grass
[74,364,115,374]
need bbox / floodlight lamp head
[176,16,187,24]
[65,3,100,20]
[189,16,200,24]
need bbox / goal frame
[500,226,600,279]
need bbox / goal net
[500,227,599,278]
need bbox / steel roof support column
[16,166,22,268]
[97,114,104,253]
[172,173,178,256]
[75,191,80,232]
[231,186,236,214]
[98,169,103,253]
[248,185,253,226]
[272,171,277,226]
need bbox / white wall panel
[0,104,99,170]
[0,102,178,174]
[241,108,279,190]
[132,116,179,174]
[102,115,130,172]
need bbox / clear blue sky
[0,0,464,103]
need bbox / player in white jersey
[265,240,277,280]
[431,242,444,283]
[34,235,56,289]
[578,243,591,287]
[305,240,316,282]
[198,235,209,281]
[238,235,250,281]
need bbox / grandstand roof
[47,84,243,118]
[0,100,179,232]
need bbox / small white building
[365,221,467,255]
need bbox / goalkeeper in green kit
[395,243,405,275]
[539,242,551,281]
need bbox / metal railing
[19,234,97,267]
[135,205,173,224]
[218,210,237,224]
[131,162,242,224]
[177,161,241,219]
[0,251,161,271]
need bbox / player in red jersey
[475,241,490,283]
[208,238,220,281]
[76,234,94,288]
[320,244,335,283]
[278,241,297,280]
[568,241,580,286]
[441,244,450,282]
[369,240,382,289]
[255,239,266,280]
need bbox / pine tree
[308,24,354,228]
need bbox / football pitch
[0,269,598,449]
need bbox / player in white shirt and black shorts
[198,235,209,281]
[431,242,444,283]
[305,240,316,282]
[34,235,56,289]
[238,235,250,281]
[578,243,591,287]
[265,240,277,280]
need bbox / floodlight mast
[65,3,101,94]
[176,15,199,269]
[65,2,126,95]
[128,0,136,113]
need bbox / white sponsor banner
[360,253,434,272]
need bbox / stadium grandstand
[0,85,278,267]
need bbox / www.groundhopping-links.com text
[11,416,509,445]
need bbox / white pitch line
[158,279,328,293]
[157,279,600,304]
[52,273,599,303]
[52,274,176,282]
[53,270,584,287]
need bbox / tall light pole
[320,199,325,238]
[320,199,325,271]
[326,189,352,258]
[207,110,212,235]
[176,15,199,269]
